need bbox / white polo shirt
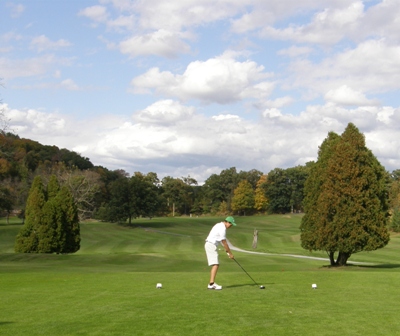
[206,222,226,245]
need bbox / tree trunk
[329,251,336,266]
[336,251,351,266]
[252,229,258,249]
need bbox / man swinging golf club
[204,216,236,290]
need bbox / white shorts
[205,241,219,266]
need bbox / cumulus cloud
[230,0,351,33]
[261,2,365,45]
[130,51,274,104]
[324,85,379,106]
[285,39,400,98]
[133,99,195,125]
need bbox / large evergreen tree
[300,123,390,266]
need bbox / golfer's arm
[221,240,233,256]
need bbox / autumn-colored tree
[231,180,255,215]
[300,123,390,266]
[254,174,268,212]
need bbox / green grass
[1,215,400,335]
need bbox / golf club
[232,257,265,289]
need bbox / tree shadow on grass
[355,264,400,269]
[0,322,14,325]
[322,263,400,269]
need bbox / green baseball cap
[225,216,237,226]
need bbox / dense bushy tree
[15,175,80,253]
[0,185,13,219]
[264,168,292,213]
[391,207,400,232]
[300,123,390,266]
[286,164,311,213]
[254,175,269,212]
[231,180,255,215]
[100,172,163,223]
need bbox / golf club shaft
[233,258,259,286]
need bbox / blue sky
[1,0,400,183]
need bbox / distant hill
[0,132,94,179]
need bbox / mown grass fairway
[1,215,400,335]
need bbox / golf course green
[1,214,400,335]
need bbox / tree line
[1,130,400,228]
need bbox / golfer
[204,216,236,290]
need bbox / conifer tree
[15,176,46,252]
[37,175,61,252]
[56,186,80,253]
[15,175,80,253]
[300,123,390,266]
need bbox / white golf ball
[156,283,162,289]
[312,283,317,289]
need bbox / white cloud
[6,3,25,18]
[78,5,108,23]
[131,51,273,104]
[119,29,191,58]
[278,46,313,58]
[261,2,365,44]
[60,79,80,91]
[230,0,351,34]
[0,55,58,80]
[286,39,400,98]
[5,105,67,136]
[30,35,72,52]
[324,85,379,106]
[133,99,194,125]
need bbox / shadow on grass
[0,322,14,325]
[356,264,400,269]
[0,222,23,226]
[322,263,400,269]
[118,222,176,229]
[225,283,275,288]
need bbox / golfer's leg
[210,264,219,283]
